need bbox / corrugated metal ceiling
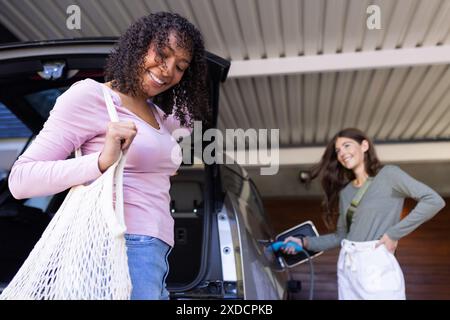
[2,0,449,58]
[223,64,450,145]
[0,0,449,146]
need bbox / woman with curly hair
[282,128,445,300]
[8,12,209,299]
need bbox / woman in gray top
[283,128,445,300]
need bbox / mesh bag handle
[74,85,126,232]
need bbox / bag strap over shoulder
[101,85,120,123]
[74,84,120,158]
[73,83,127,228]
[346,177,372,233]
[100,85,126,228]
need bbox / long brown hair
[310,128,382,229]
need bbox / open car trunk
[167,166,207,288]
[0,39,230,293]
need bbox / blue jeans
[125,234,171,300]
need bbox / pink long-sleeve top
[8,78,191,247]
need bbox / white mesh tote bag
[0,86,132,300]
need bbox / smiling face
[335,137,369,171]
[140,32,191,98]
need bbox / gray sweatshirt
[307,165,446,252]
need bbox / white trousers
[337,239,406,300]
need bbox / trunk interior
[167,167,207,288]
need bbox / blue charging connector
[270,241,302,253]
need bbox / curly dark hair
[104,12,209,127]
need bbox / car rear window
[24,88,68,120]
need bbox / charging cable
[270,241,315,300]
